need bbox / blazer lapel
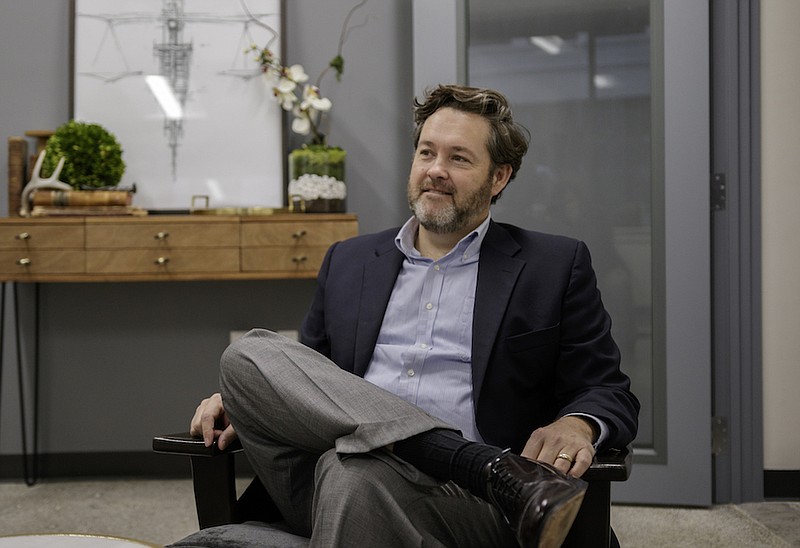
[352,238,404,376]
[472,222,524,406]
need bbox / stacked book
[29,188,143,217]
[7,136,27,216]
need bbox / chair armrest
[583,446,632,482]
[153,434,631,477]
[153,432,283,528]
[153,432,245,529]
[152,432,243,457]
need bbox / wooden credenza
[0,212,358,484]
[0,213,358,282]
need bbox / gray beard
[408,178,494,235]
[410,200,466,234]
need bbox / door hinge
[711,173,727,211]
[712,416,728,455]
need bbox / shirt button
[407,369,415,377]
[434,265,440,271]
[420,343,428,349]
[425,302,433,310]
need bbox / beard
[408,174,494,234]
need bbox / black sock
[392,428,504,499]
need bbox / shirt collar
[395,214,492,263]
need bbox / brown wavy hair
[412,84,530,201]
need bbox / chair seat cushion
[169,521,310,548]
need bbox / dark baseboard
[764,469,800,499]
[0,451,254,481]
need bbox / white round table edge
[0,533,161,547]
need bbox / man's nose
[427,157,449,179]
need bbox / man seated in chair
[191,84,639,548]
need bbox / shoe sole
[520,487,586,548]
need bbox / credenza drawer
[0,214,357,281]
[86,222,239,248]
[0,250,85,275]
[241,220,357,246]
[0,224,84,250]
[86,249,240,274]
[241,246,329,273]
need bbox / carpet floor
[1,479,798,546]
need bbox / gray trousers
[219,329,517,547]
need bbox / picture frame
[70,0,286,211]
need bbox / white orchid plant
[250,0,366,147]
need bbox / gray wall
[0,0,413,458]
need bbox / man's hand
[520,416,597,478]
[189,392,237,450]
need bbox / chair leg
[562,480,612,548]
[190,453,238,529]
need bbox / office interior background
[0,0,798,511]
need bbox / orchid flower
[285,64,309,84]
[301,85,332,113]
[273,78,297,110]
[249,0,368,145]
[291,114,311,136]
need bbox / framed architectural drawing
[71,0,285,210]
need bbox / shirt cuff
[566,412,609,449]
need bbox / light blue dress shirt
[364,215,490,441]
[364,214,608,447]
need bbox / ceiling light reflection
[145,75,184,120]
[529,35,564,55]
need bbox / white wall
[761,0,800,470]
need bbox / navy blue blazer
[300,220,639,453]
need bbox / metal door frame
[710,0,763,504]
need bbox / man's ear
[491,164,513,198]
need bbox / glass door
[413,0,711,505]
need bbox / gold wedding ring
[557,452,574,464]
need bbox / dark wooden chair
[153,433,631,547]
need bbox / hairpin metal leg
[13,282,39,486]
[0,282,5,459]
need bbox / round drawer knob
[15,232,31,241]
[16,257,32,266]
[291,255,308,264]
[154,231,170,240]
[291,230,307,240]
[155,257,170,266]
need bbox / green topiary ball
[41,120,125,189]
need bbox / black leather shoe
[485,450,587,547]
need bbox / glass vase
[288,145,347,213]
